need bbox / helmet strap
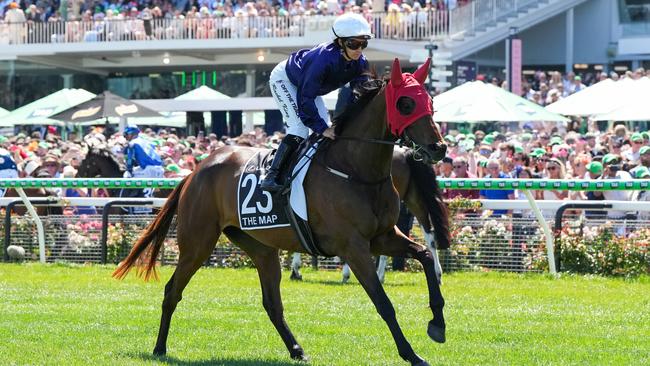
[337,38,354,61]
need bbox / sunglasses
[343,38,368,50]
[452,165,465,169]
[547,166,558,171]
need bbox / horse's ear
[390,58,403,87]
[413,58,431,85]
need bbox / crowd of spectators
[0,0,467,23]
[2,67,650,220]
[0,0,467,43]
[438,68,650,221]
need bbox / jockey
[260,13,373,192]
[123,125,164,195]
[0,147,18,179]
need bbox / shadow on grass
[297,277,417,288]
[135,353,299,366]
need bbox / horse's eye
[396,96,416,116]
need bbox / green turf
[0,263,648,366]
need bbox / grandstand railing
[0,11,452,45]
[0,1,551,46]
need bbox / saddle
[238,134,330,257]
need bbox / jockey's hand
[322,126,336,140]
[123,171,133,178]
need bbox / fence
[2,200,649,274]
[1,178,649,275]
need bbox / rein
[335,133,431,163]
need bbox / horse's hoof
[427,320,446,343]
[290,270,303,281]
[413,361,431,366]
[289,347,308,362]
[152,347,166,356]
[342,275,350,284]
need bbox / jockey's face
[341,37,367,61]
[125,133,136,141]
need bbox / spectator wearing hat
[530,148,548,177]
[42,154,61,178]
[568,75,586,94]
[5,2,26,44]
[582,132,599,156]
[622,132,645,164]
[584,161,606,219]
[639,146,650,168]
[541,157,568,202]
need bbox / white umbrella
[0,88,96,126]
[545,78,635,117]
[0,107,8,118]
[433,81,569,122]
[591,77,650,121]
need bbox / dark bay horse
[77,146,170,199]
[113,58,447,366]
[292,147,450,282]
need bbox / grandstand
[1,0,649,133]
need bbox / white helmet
[331,13,373,41]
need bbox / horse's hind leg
[224,228,306,361]
[343,236,427,366]
[371,228,446,344]
[153,227,220,356]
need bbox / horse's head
[77,146,124,178]
[386,58,446,164]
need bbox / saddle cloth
[237,140,320,230]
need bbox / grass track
[0,263,648,366]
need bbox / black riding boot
[260,135,303,192]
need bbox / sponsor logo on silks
[72,106,101,120]
[115,104,139,116]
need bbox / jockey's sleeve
[296,63,329,134]
[125,145,135,172]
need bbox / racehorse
[290,147,450,283]
[76,146,124,198]
[77,146,170,199]
[113,58,447,366]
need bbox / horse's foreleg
[344,243,427,366]
[371,228,446,344]
[153,229,219,356]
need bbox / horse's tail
[405,150,451,249]
[112,175,190,281]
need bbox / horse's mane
[404,149,451,250]
[332,73,386,135]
